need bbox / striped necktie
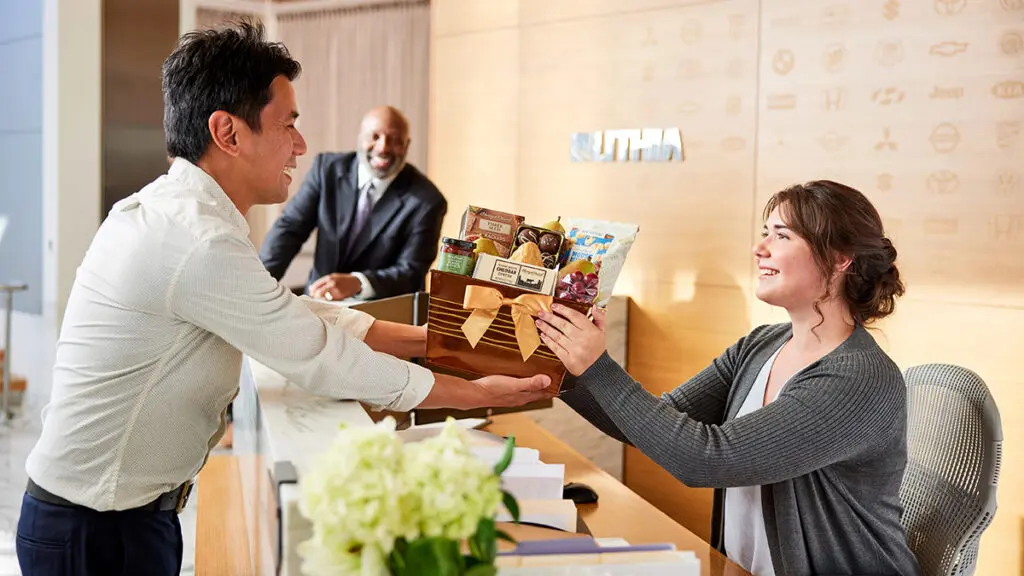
[350,181,376,242]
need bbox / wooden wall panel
[432,0,519,37]
[517,1,760,291]
[429,29,521,239]
[520,0,727,26]
[756,0,1024,309]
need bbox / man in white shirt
[259,106,447,301]
[17,22,551,576]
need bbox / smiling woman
[755,180,904,330]
[535,180,919,576]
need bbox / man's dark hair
[162,20,301,163]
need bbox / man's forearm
[363,321,427,359]
[416,373,484,410]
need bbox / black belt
[27,478,194,514]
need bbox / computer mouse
[563,482,599,504]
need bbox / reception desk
[199,354,750,576]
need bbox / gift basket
[424,206,639,393]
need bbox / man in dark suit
[260,106,446,301]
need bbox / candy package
[560,219,639,307]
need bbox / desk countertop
[485,413,749,576]
[221,356,749,575]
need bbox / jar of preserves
[437,237,476,276]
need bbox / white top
[349,161,401,300]
[724,345,785,576]
[25,158,433,511]
[356,159,399,201]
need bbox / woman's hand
[536,304,607,376]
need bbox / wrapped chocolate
[509,224,564,270]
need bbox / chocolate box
[425,270,590,394]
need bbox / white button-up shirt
[26,158,433,511]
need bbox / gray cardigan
[562,323,921,575]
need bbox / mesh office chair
[899,364,1003,576]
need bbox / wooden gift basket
[424,270,590,394]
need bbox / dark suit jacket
[259,152,447,299]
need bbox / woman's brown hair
[763,180,905,325]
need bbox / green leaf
[472,517,498,563]
[388,538,409,575]
[493,435,517,475]
[502,490,520,524]
[495,529,516,544]
[452,541,467,573]
[465,565,497,576]
[387,552,404,575]
[402,537,461,576]
[467,532,484,561]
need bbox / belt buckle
[175,480,194,514]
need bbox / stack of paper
[464,431,573,531]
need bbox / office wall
[429,1,1024,573]
[102,0,180,216]
[0,0,44,314]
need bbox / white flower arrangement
[298,417,520,576]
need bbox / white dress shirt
[724,345,785,576]
[25,158,433,511]
[348,161,401,300]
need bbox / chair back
[899,364,1002,576]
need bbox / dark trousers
[16,492,183,576]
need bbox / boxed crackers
[459,206,526,259]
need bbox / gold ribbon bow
[461,286,553,361]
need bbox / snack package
[561,219,639,307]
[459,206,526,258]
[561,229,613,269]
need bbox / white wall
[0,0,44,315]
[44,0,101,321]
[9,0,102,411]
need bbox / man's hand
[310,273,362,301]
[470,374,554,408]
